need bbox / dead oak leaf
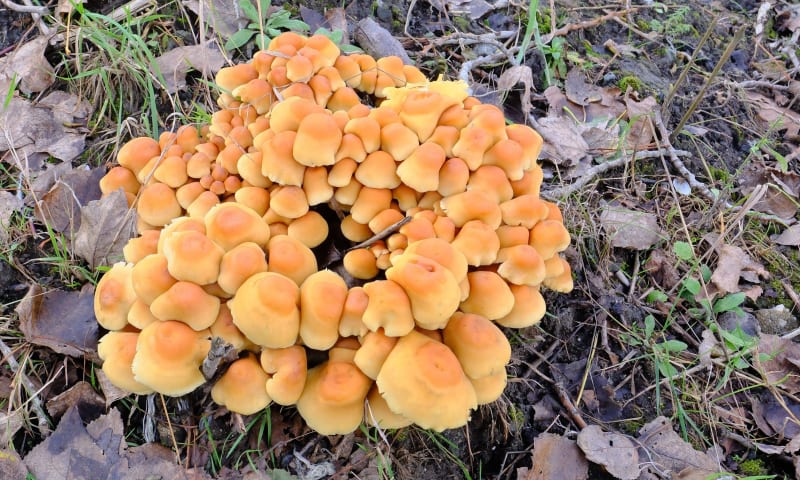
[758,334,800,395]
[710,244,769,294]
[33,165,104,234]
[600,205,664,250]
[772,223,800,246]
[636,416,724,478]
[532,115,590,167]
[519,433,588,480]
[0,91,91,162]
[73,190,137,269]
[745,91,800,139]
[497,65,534,117]
[576,425,639,480]
[0,36,55,95]
[152,41,226,93]
[15,283,99,359]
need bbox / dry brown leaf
[45,381,104,419]
[73,190,137,268]
[0,91,91,162]
[710,244,768,294]
[15,283,99,359]
[153,41,226,93]
[0,36,55,95]
[772,224,800,246]
[624,95,657,149]
[24,406,212,480]
[600,205,664,250]
[438,0,492,20]
[758,334,800,394]
[519,433,588,480]
[497,65,534,117]
[636,417,723,478]
[0,411,24,446]
[745,91,800,138]
[738,162,800,218]
[355,18,411,63]
[0,191,23,244]
[33,165,104,233]
[576,425,639,480]
[565,68,603,106]
[0,448,27,479]
[644,248,681,290]
[533,116,590,167]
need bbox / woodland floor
[1,0,800,479]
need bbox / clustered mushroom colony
[93,31,573,434]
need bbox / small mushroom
[260,345,307,406]
[211,353,271,415]
[98,331,154,395]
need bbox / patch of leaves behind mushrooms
[93,31,573,435]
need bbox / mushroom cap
[98,331,154,395]
[260,345,307,406]
[460,271,515,320]
[157,216,206,253]
[137,182,182,227]
[299,270,348,350]
[302,167,334,206]
[100,166,140,196]
[217,242,269,295]
[205,202,271,251]
[499,194,550,229]
[131,254,177,305]
[402,237,468,283]
[339,286,369,337]
[208,303,255,351]
[161,230,224,285]
[353,329,398,380]
[364,384,412,429]
[451,220,501,267]
[149,281,221,331]
[211,353,271,415]
[266,235,318,286]
[396,141,447,192]
[127,299,159,330]
[496,284,546,328]
[467,165,514,203]
[362,280,415,337]
[261,130,306,186]
[350,187,393,225]
[295,360,372,435]
[439,190,502,229]
[355,151,401,189]
[385,253,461,330]
[228,271,300,348]
[379,121,419,161]
[293,112,342,167]
[117,137,161,176]
[376,330,477,431]
[269,185,310,219]
[132,320,211,396]
[542,257,573,293]
[95,262,137,331]
[496,244,546,286]
[471,369,507,405]
[215,63,258,92]
[122,229,160,263]
[343,248,379,280]
[437,157,470,197]
[529,220,570,260]
[287,210,329,248]
[442,312,511,379]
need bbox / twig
[459,51,507,83]
[0,337,51,435]
[1,0,47,14]
[540,147,692,199]
[553,380,587,429]
[541,8,640,44]
[345,216,412,253]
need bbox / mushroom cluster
[94,31,573,434]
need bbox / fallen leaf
[0,411,24,445]
[0,191,23,244]
[576,425,639,480]
[0,91,91,162]
[182,0,248,37]
[624,94,657,149]
[24,406,212,480]
[522,433,588,480]
[758,334,800,395]
[711,244,769,293]
[152,41,226,93]
[45,381,104,419]
[354,18,412,64]
[95,370,132,408]
[636,417,724,478]
[0,36,55,95]
[738,162,800,218]
[73,190,137,268]
[565,68,603,106]
[644,248,681,290]
[773,224,800,245]
[33,165,104,233]
[600,205,664,250]
[497,65,534,117]
[15,283,99,359]
[532,115,590,167]
[439,0,493,19]
[746,91,800,139]
[0,449,28,479]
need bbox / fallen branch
[541,147,692,199]
[1,0,47,14]
[542,8,642,44]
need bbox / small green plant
[648,4,696,37]
[225,0,310,51]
